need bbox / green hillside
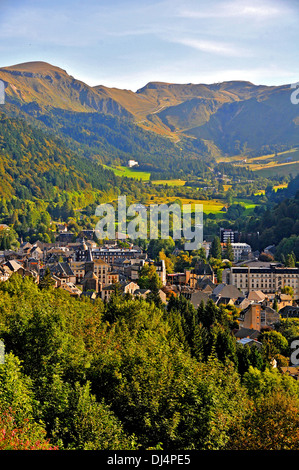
[0,112,118,201]
[1,61,299,178]
[185,90,299,155]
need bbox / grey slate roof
[212,283,243,299]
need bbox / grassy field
[103,163,259,216]
[247,148,299,165]
[235,199,259,215]
[254,183,288,195]
[273,183,288,191]
[217,147,299,164]
[147,195,226,214]
[253,161,299,178]
[217,148,299,178]
[152,179,186,186]
[103,164,151,181]
[226,147,299,178]
[146,196,259,217]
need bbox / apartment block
[222,265,299,299]
[220,227,240,243]
[222,242,252,262]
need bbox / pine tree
[193,322,209,361]
[286,253,295,267]
[224,238,234,262]
[39,267,55,290]
[210,236,222,260]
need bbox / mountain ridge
[1,61,299,168]
[0,61,132,118]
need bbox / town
[1,221,298,351]
[0,0,299,452]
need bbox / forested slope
[1,275,299,450]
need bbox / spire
[86,248,93,262]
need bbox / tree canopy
[0,274,298,450]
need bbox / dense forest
[0,112,120,199]
[1,274,299,450]
[0,111,264,247]
[234,176,299,255]
[0,105,297,261]
[0,112,187,245]
[4,103,215,178]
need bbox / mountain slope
[0,61,132,118]
[185,86,299,154]
[133,80,277,135]
[1,61,299,169]
[0,112,118,200]
[1,62,214,175]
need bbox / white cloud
[0,0,297,90]
[173,38,250,57]
[179,0,291,20]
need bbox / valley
[1,0,299,455]
[0,60,297,255]
[0,61,298,178]
[0,61,299,455]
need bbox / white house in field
[128,159,138,168]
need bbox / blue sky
[0,0,298,90]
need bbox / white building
[231,243,252,262]
[128,159,138,168]
[220,228,239,243]
[222,265,299,299]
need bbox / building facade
[223,265,299,299]
[230,243,252,262]
[220,228,240,243]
